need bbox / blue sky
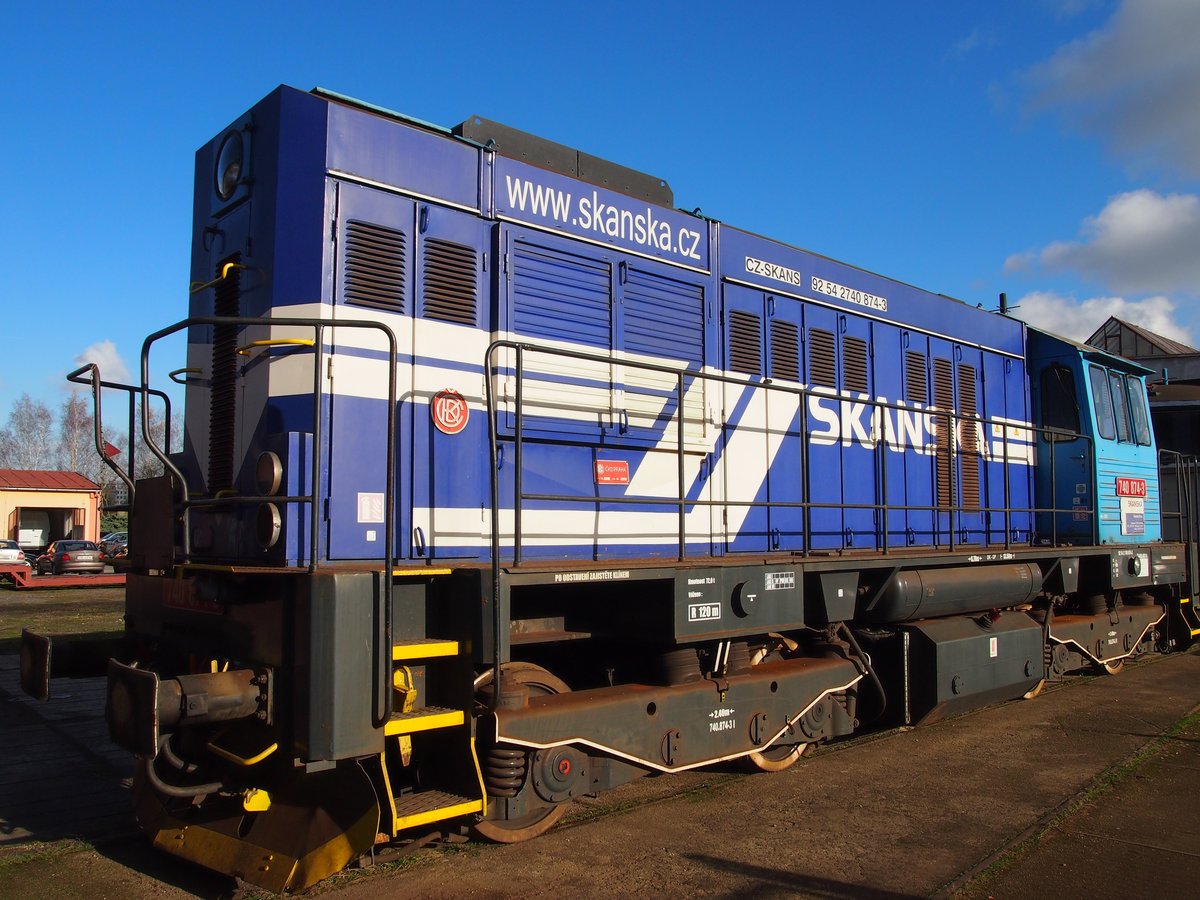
[2,0,1198,421]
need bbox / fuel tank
[864,564,1040,623]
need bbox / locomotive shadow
[0,661,235,896]
[91,837,237,898]
[684,853,920,899]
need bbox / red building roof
[0,469,102,491]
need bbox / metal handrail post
[677,371,686,561]
[514,346,525,567]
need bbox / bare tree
[58,390,133,495]
[59,391,98,477]
[0,394,55,470]
[134,399,182,481]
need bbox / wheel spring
[660,647,702,685]
[484,745,527,798]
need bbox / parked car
[0,539,31,569]
[35,540,105,575]
[99,531,129,557]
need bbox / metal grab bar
[65,363,174,509]
[235,338,315,356]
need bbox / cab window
[1040,365,1080,441]
[1089,365,1116,440]
[1126,375,1152,445]
[1108,371,1132,442]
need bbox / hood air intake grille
[209,255,241,492]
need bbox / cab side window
[1041,365,1080,441]
[1089,365,1117,440]
[1126,375,1152,446]
[1108,371,1132,442]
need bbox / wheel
[745,641,810,772]
[472,662,572,843]
[1102,659,1125,675]
[1023,679,1046,700]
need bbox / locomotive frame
[20,85,1200,891]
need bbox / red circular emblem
[431,389,469,435]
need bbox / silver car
[99,531,129,557]
[0,539,30,569]
[35,540,105,575]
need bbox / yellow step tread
[391,791,483,832]
[392,639,459,661]
[383,706,465,735]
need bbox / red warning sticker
[594,460,630,485]
[431,389,469,435]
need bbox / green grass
[0,839,89,871]
[0,587,125,651]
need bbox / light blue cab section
[1027,328,1159,545]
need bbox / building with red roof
[0,469,103,550]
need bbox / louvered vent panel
[905,351,928,404]
[344,221,406,311]
[509,240,612,430]
[623,267,707,442]
[729,311,762,375]
[209,255,240,492]
[809,328,836,388]
[844,336,869,393]
[512,242,610,345]
[423,238,477,325]
[933,358,954,510]
[770,321,800,382]
[624,268,704,364]
[958,364,980,509]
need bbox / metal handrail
[139,314,399,726]
[66,363,174,511]
[485,338,1100,567]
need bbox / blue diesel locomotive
[22,86,1200,890]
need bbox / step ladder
[1179,596,1200,640]
[377,638,486,835]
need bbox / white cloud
[1014,291,1192,344]
[1042,0,1103,19]
[947,27,997,61]
[73,340,131,386]
[1006,189,1200,295]
[1024,0,1200,176]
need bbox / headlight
[255,451,282,496]
[256,503,282,549]
[215,131,244,201]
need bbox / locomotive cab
[1027,327,1160,546]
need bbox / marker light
[215,131,244,201]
